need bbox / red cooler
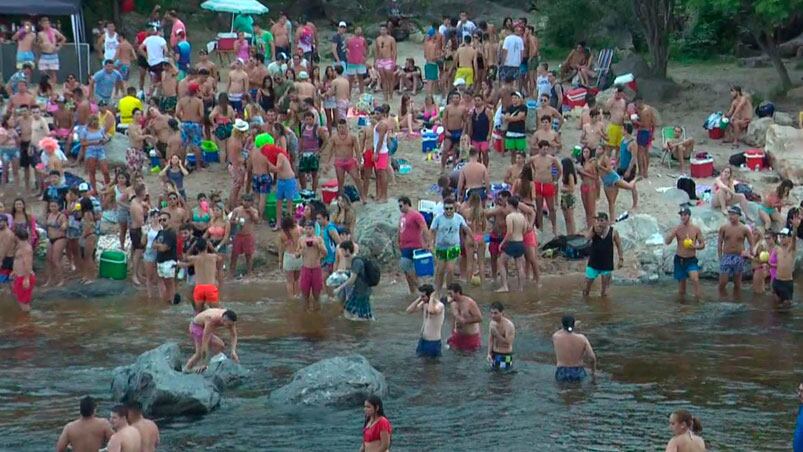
[564,88,588,109]
[744,149,765,171]
[690,154,714,178]
[322,178,339,204]
[708,127,724,139]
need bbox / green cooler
[264,193,303,222]
[99,249,128,280]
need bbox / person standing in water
[406,284,445,358]
[55,396,113,452]
[10,227,35,312]
[446,283,483,353]
[487,302,515,370]
[182,238,223,311]
[107,405,142,452]
[183,308,239,372]
[361,395,392,452]
[125,401,160,452]
[664,207,705,299]
[665,409,706,452]
[717,206,754,299]
[583,212,623,297]
[772,225,798,309]
[552,315,596,382]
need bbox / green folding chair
[660,126,686,168]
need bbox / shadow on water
[0,274,801,450]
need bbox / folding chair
[594,48,614,89]
[660,126,686,168]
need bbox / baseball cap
[511,91,523,98]
[188,82,200,93]
[278,52,288,60]
[561,315,576,332]
[727,206,742,216]
[298,71,309,80]
[678,207,691,216]
[338,21,347,28]
[779,227,793,237]
[78,182,90,192]
[453,78,466,87]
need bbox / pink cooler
[322,178,339,204]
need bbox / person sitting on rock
[723,85,753,146]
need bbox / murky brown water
[0,275,801,450]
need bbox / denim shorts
[0,148,20,162]
[85,146,107,161]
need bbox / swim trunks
[471,140,489,152]
[299,152,320,173]
[498,65,519,82]
[399,247,415,273]
[193,283,219,308]
[39,53,60,71]
[505,136,527,152]
[160,96,178,113]
[435,245,461,261]
[181,121,202,148]
[299,265,323,297]
[214,122,233,140]
[251,173,273,194]
[447,129,463,143]
[346,63,367,76]
[555,366,587,382]
[275,178,298,201]
[188,321,218,346]
[424,62,439,81]
[335,157,358,172]
[465,187,487,202]
[336,99,350,121]
[673,255,699,281]
[560,192,576,210]
[523,230,538,248]
[232,233,255,255]
[606,123,623,148]
[503,241,525,259]
[534,181,557,198]
[374,152,390,171]
[719,253,744,277]
[16,50,35,69]
[447,330,482,352]
[376,58,396,72]
[491,351,513,370]
[636,128,653,148]
[454,67,475,86]
[772,279,793,302]
[1,147,20,162]
[228,93,244,113]
[416,338,442,358]
[11,274,35,304]
[488,233,502,257]
[129,227,144,250]
[585,266,611,280]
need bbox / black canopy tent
[0,0,88,81]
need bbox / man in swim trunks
[299,218,327,311]
[772,225,797,309]
[126,401,160,452]
[497,196,528,293]
[717,206,754,299]
[12,21,36,70]
[298,111,328,192]
[183,308,239,372]
[454,35,478,87]
[457,149,490,205]
[374,25,397,101]
[723,85,752,145]
[665,207,704,299]
[182,238,223,311]
[530,139,561,235]
[154,211,179,305]
[633,95,658,179]
[36,17,66,82]
[533,114,562,153]
[552,315,596,382]
[229,194,259,278]
[485,190,513,283]
[227,58,249,113]
[107,405,142,452]
[55,396,113,452]
[272,150,298,231]
[406,284,445,358]
[446,283,483,353]
[0,216,16,284]
[246,140,272,219]
[398,196,432,293]
[430,199,474,294]
[345,27,368,94]
[331,65,351,121]
[440,91,468,172]
[583,212,623,297]
[176,82,205,170]
[487,301,515,370]
[10,227,34,312]
[423,28,443,95]
[325,119,364,201]
[605,87,627,150]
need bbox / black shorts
[616,167,636,182]
[149,62,164,76]
[129,227,144,250]
[19,141,34,168]
[137,54,149,69]
[772,279,793,302]
[1,256,13,270]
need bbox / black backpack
[677,176,697,200]
[356,257,381,287]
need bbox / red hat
[260,144,288,166]
[188,82,199,93]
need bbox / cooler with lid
[99,249,127,280]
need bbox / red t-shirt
[399,210,427,250]
[136,31,148,46]
[363,416,392,443]
[346,36,367,65]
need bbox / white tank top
[373,122,389,155]
[103,32,119,61]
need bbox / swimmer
[405,284,445,358]
[126,401,160,452]
[772,225,798,309]
[183,308,239,373]
[445,283,483,353]
[552,315,596,383]
[10,227,35,312]
[487,302,515,370]
[664,207,704,299]
[56,396,113,452]
[108,405,142,452]
[717,206,754,299]
[665,409,706,452]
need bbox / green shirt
[258,31,273,57]
[232,14,254,34]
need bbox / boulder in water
[767,125,803,184]
[111,343,221,416]
[270,355,387,407]
[615,214,662,251]
[355,200,401,266]
[38,279,134,300]
[205,353,251,390]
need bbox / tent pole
[71,14,83,83]
[230,14,234,33]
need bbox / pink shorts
[376,59,396,72]
[189,322,221,347]
[523,230,538,248]
[375,152,390,170]
[335,157,358,172]
[471,140,489,152]
[299,266,323,297]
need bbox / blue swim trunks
[673,255,700,281]
[585,266,611,280]
[399,247,415,273]
[251,174,273,194]
[181,121,202,148]
[555,366,587,382]
[719,253,744,277]
[416,338,442,358]
[490,352,513,370]
[275,178,298,201]
[448,129,463,142]
[16,50,35,69]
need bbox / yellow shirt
[98,110,116,137]
[118,95,142,125]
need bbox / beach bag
[356,257,381,286]
[677,176,697,200]
[703,112,723,130]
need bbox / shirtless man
[772,224,799,309]
[11,105,34,191]
[229,194,259,278]
[176,82,205,169]
[717,206,755,299]
[446,283,482,353]
[405,284,445,358]
[147,107,171,161]
[165,119,184,161]
[552,315,596,382]
[530,140,562,234]
[441,92,468,171]
[10,228,34,312]
[114,34,137,82]
[485,190,513,283]
[723,85,752,145]
[633,96,658,179]
[457,149,490,205]
[454,36,478,88]
[108,405,142,452]
[374,25,398,101]
[182,238,224,311]
[537,93,563,130]
[487,301,515,370]
[524,26,540,97]
[12,20,36,70]
[36,17,66,82]
[273,151,298,231]
[184,308,239,372]
[159,62,179,113]
[664,126,695,175]
[245,139,271,218]
[331,65,351,121]
[605,87,627,150]
[299,218,327,311]
[532,115,561,154]
[226,121,247,208]
[325,119,364,200]
[129,185,147,285]
[664,207,704,299]
[271,15,291,58]
[581,108,606,149]
[56,396,113,452]
[504,153,526,186]
[497,196,528,293]
[294,71,317,103]
[195,50,219,82]
[9,81,36,110]
[247,55,269,101]
[126,401,159,452]
[423,30,443,94]
[227,58,249,113]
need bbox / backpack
[677,176,697,200]
[729,152,746,167]
[356,257,381,287]
[755,101,775,118]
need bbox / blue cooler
[203,151,220,163]
[422,130,439,153]
[418,200,437,227]
[413,249,434,277]
[185,154,197,170]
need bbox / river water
[0,275,800,451]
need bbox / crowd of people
[2,6,801,452]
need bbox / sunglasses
[159,218,168,222]
[444,206,454,211]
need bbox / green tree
[632,0,675,78]
[702,0,800,90]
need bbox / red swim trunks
[335,157,358,172]
[232,233,255,255]
[447,330,482,352]
[12,274,35,304]
[471,140,489,152]
[299,266,323,297]
[193,284,219,309]
[362,149,375,169]
[533,181,557,198]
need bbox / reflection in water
[0,277,801,450]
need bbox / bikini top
[208,225,225,239]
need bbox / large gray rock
[270,355,387,407]
[773,111,795,127]
[767,125,803,184]
[38,279,134,300]
[111,343,249,416]
[778,32,803,58]
[355,200,401,266]
[744,117,774,147]
[615,214,663,252]
[737,56,770,68]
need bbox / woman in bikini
[191,193,212,239]
[758,179,793,229]
[576,146,598,230]
[598,146,638,222]
[107,171,133,250]
[209,92,235,152]
[79,198,97,284]
[461,191,487,287]
[203,203,230,290]
[43,200,67,287]
[511,168,540,283]
[560,157,578,236]
[419,94,439,130]
[277,215,303,297]
[11,198,38,248]
[322,66,337,133]
[399,94,420,134]
[711,166,751,220]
